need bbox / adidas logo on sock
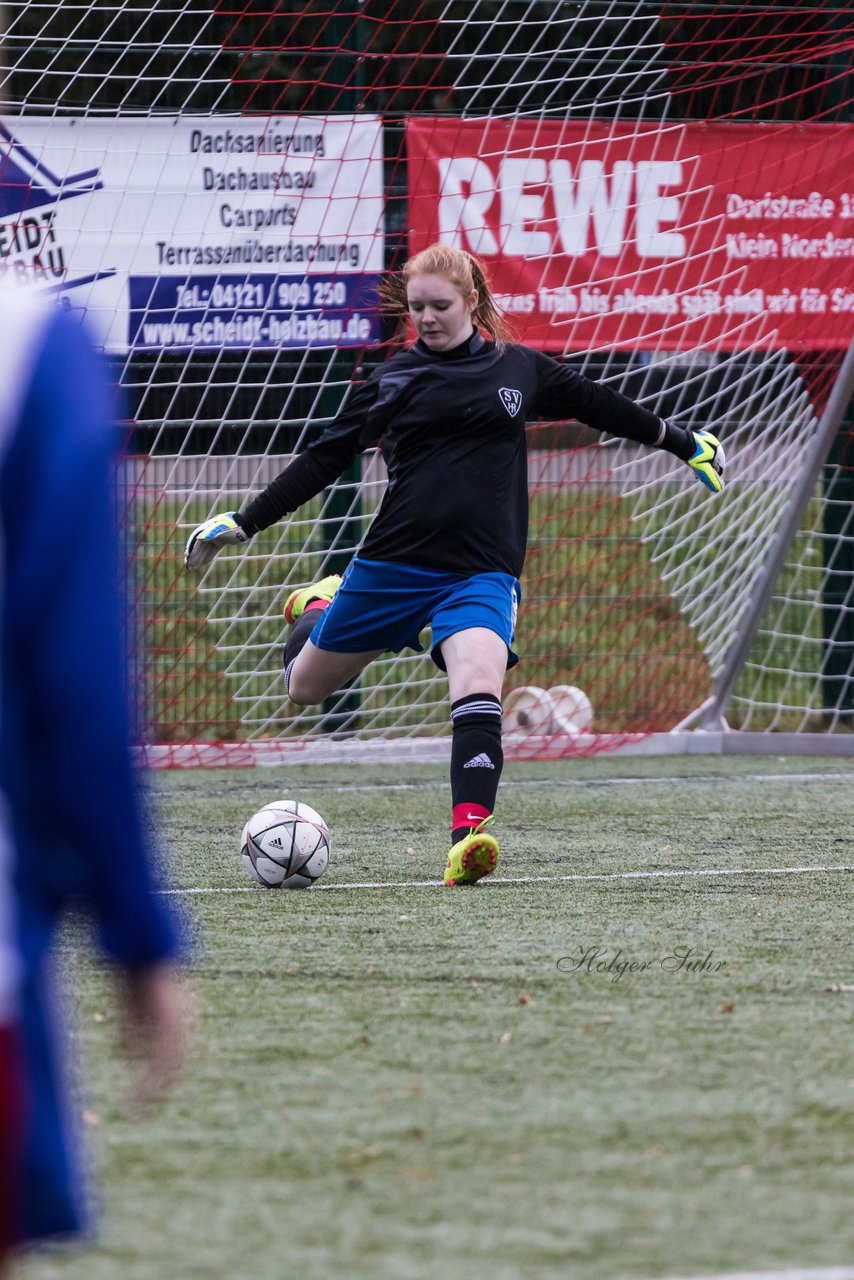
[463,752,495,769]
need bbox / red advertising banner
[406,119,854,351]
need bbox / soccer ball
[240,799,330,889]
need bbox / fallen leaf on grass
[348,1145,382,1165]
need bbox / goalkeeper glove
[687,430,725,493]
[184,512,249,570]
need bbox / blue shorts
[309,557,521,671]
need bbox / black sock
[450,692,503,843]
[283,610,322,691]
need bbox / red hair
[378,243,513,345]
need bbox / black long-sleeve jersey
[239,331,675,579]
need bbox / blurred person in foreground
[0,281,190,1274]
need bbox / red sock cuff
[452,802,491,831]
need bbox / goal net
[2,1,853,764]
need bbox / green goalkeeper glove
[184,513,249,570]
[687,430,725,493]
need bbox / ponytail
[461,250,512,346]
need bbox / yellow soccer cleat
[443,818,499,887]
[687,429,725,494]
[283,574,342,625]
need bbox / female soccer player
[185,244,724,887]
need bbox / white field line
[160,863,854,895]
[150,771,854,799]
[658,1270,854,1280]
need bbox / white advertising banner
[0,115,385,350]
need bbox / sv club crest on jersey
[499,387,522,418]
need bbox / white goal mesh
[3,1,853,762]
